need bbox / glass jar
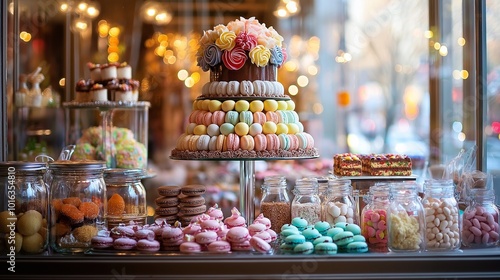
[422,179,461,251]
[104,168,147,229]
[260,176,291,233]
[322,178,358,226]
[388,182,425,252]
[462,188,499,248]
[0,162,48,254]
[361,183,390,252]
[48,160,107,253]
[316,176,329,204]
[291,177,321,225]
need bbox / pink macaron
[304,133,314,149]
[250,236,271,253]
[265,134,280,151]
[162,227,184,244]
[253,112,266,125]
[266,229,278,242]
[226,226,250,243]
[254,134,267,151]
[136,239,161,252]
[253,231,272,243]
[113,237,137,250]
[254,213,272,229]
[212,111,226,126]
[288,134,299,150]
[206,204,224,220]
[202,111,213,126]
[195,231,218,244]
[189,110,201,123]
[240,135,255,150]
[224,208,247,228]
[224,133,240,151]
[182,222,202,236]
[180,241,202,253]
[265,111,279,123]
[91,235,114,249]
[201,219,221,232]
[230,240,253,251]
[207,240,231,253]
[111,226,136,239]
[248,223,267,236]
[135,229,155,241]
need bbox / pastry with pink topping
[224,207,246,228]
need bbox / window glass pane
[486,0,500,203]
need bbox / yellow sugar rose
[249,45,271,67]
[216,31,236,51]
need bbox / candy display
[72,126,147,169]
[361,184,390,252]
[171,17,318,160]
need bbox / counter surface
[1,247,500,279]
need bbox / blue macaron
[280,228,301,239]
[225,111,239,125]
[302,228,322,243]
[285,234,306,246]
[353,235,366,242]
[332,231,354,246]
[293,241,314,254]
[326,227,344,238]
[281,224,299,232]
[346,241,369,253]
[291,217,308,232]
[314,221,331,236]
[280,243,296,254]
[239,111,253,126]
[345,223,361,235]
[334,222,348,230]
[313,236,333,245]
[315,242,338,255]
[278,133,290,150]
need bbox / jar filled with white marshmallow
[321,178,358,226]
[422,179,461,251]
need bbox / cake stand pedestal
[239,160,255,223]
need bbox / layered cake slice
[364,154,412,176]
[333,153,362,176]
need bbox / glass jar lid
[104,168,145,180]
[48,160,106,171]
[0,161,46,175]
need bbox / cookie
[177,213,202,226]
[155,196,179,207]
[181,185,206,196]
[158,185,181,197]
[179,205,206,216]
[179,196,205,207]
[155,206,179,216]
[154,215,177,225]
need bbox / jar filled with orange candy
[48,160,107,253]
[104,168,147,229]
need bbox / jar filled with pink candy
[361,183,390,252]
[422,179,461,251]
[461,188,499,248]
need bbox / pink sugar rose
[222,46,247,70]
[235,32,257,51]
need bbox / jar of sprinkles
[260,176,291,233]
[291,177,321,225]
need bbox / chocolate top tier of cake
[210,60,277,82]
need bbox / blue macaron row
[279,218,368,254]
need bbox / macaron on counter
[277,218,369,254]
